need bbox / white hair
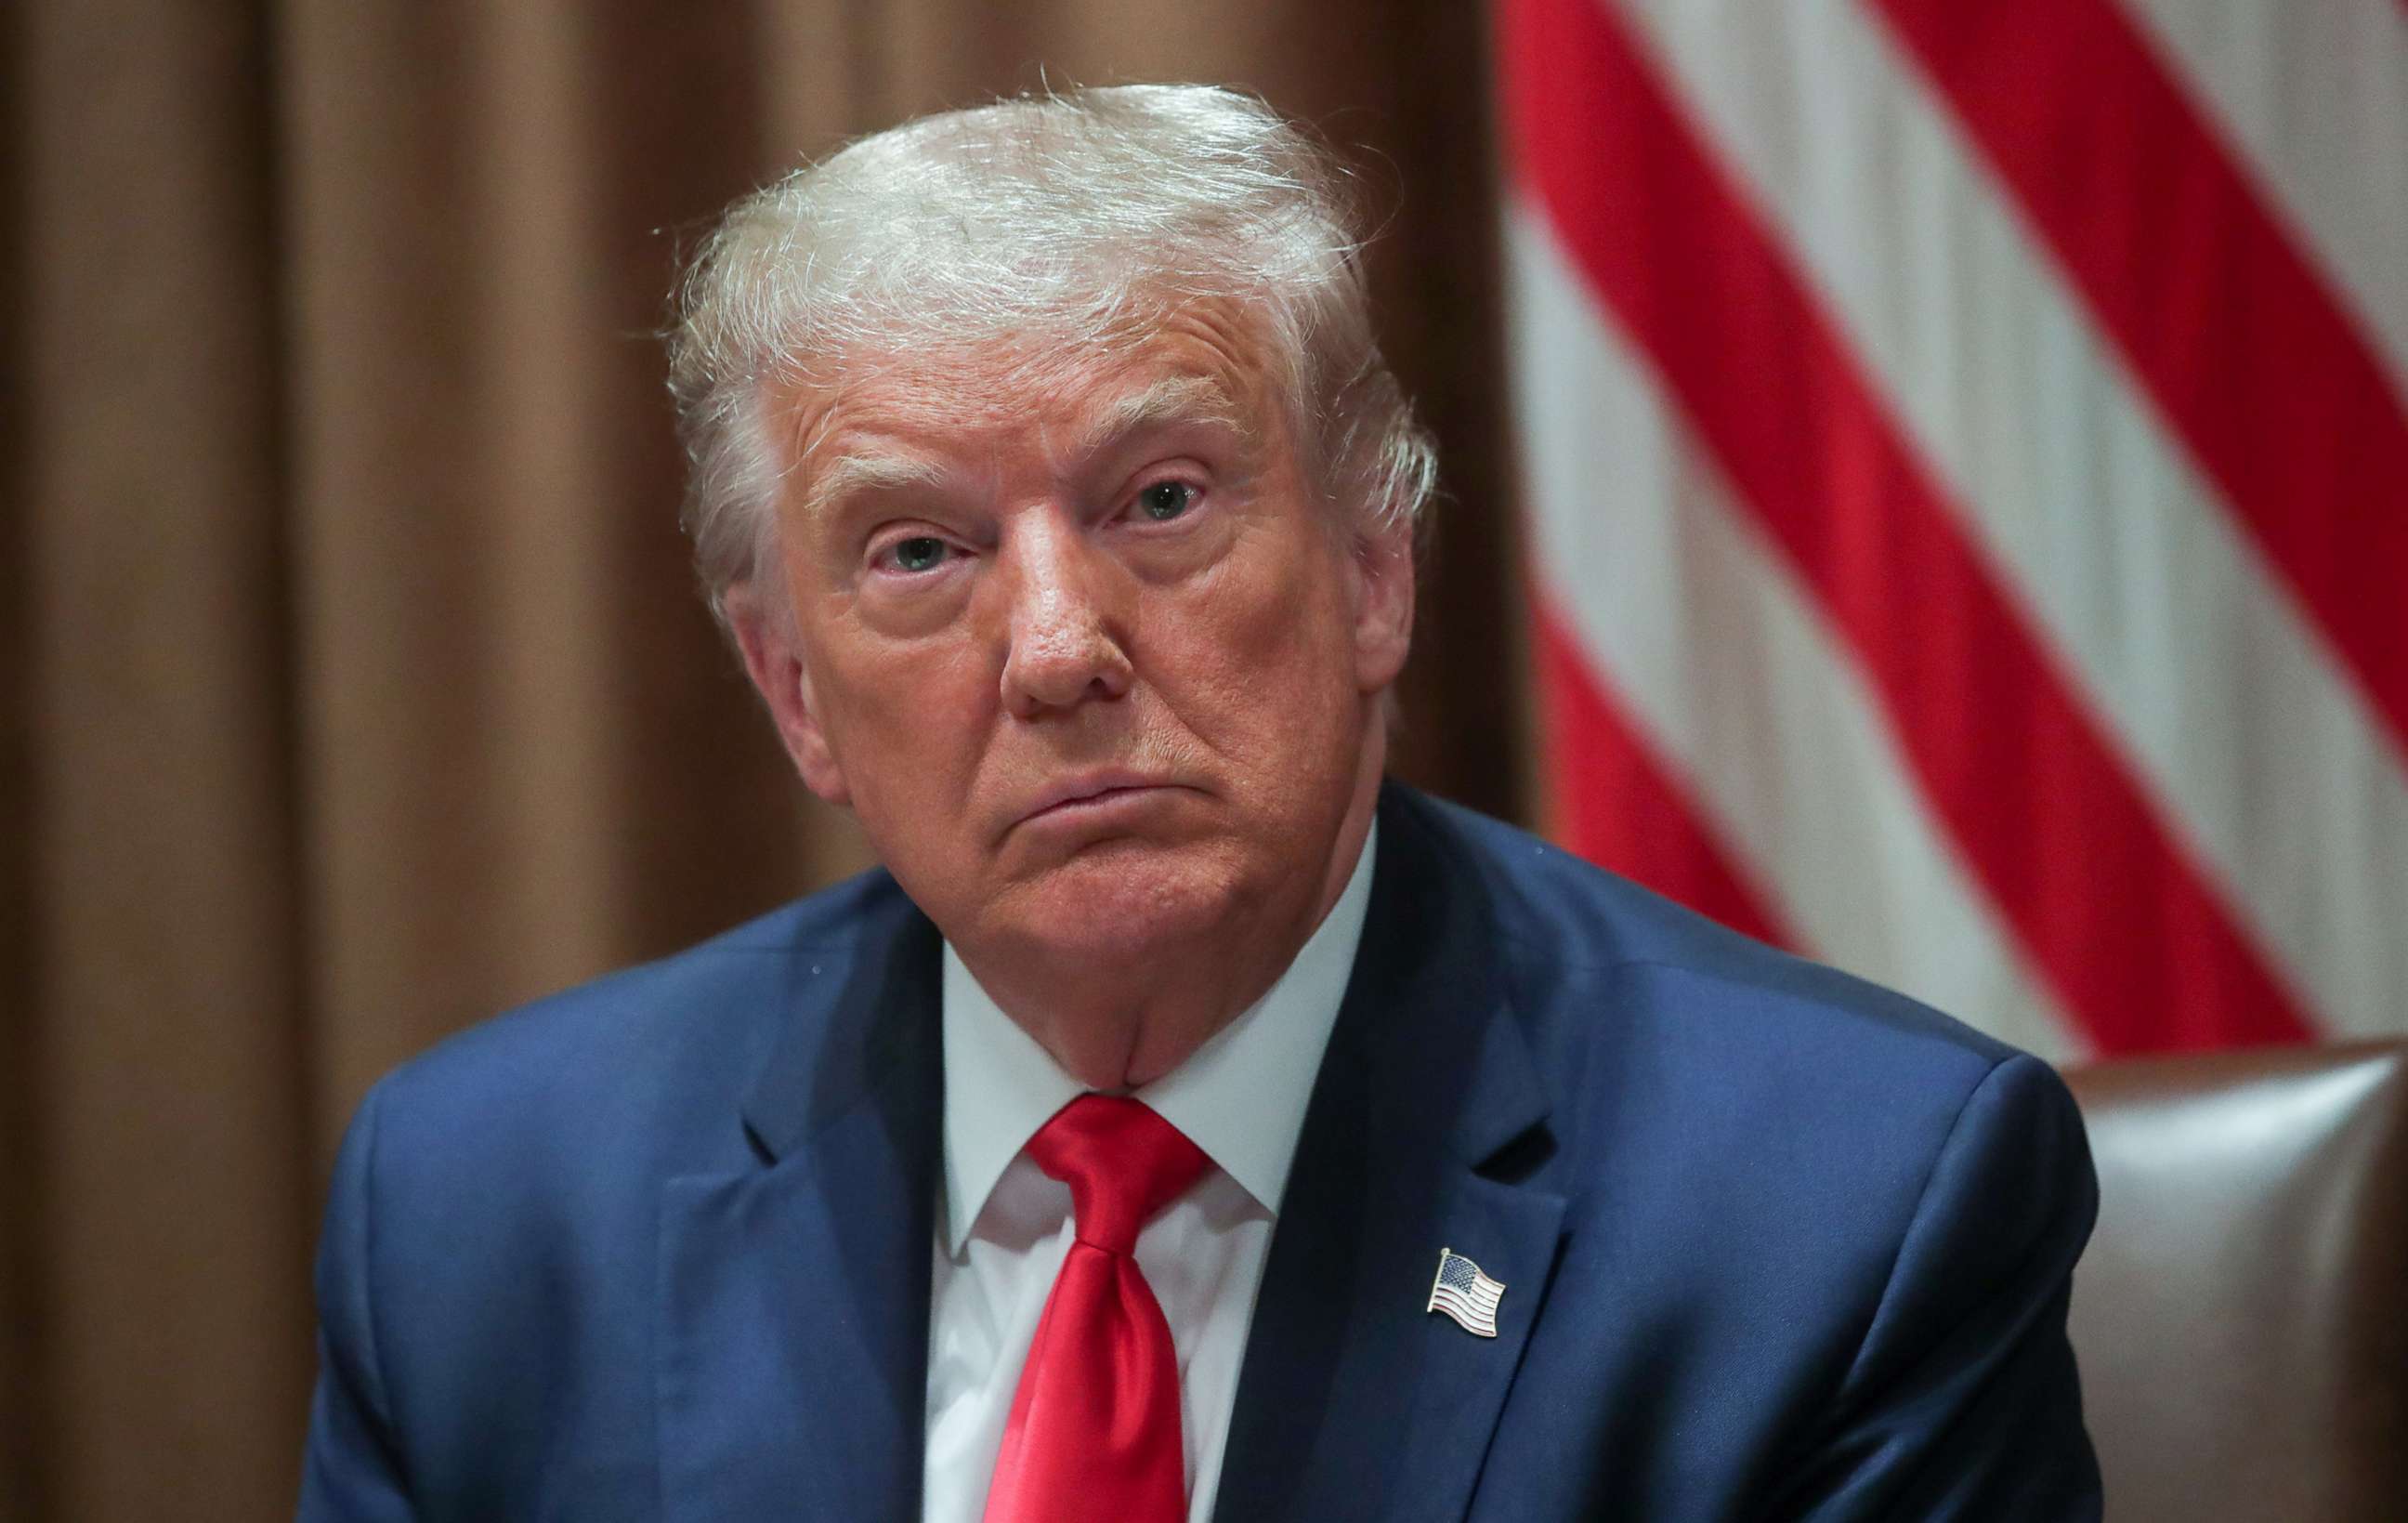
[664,83,1436,628]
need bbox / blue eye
[889,536,949,572]
[1136,480,1195,521]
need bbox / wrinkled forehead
[780,303,1300,496]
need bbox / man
[301,85,2100,1521]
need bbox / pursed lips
[1011,771,1189,832]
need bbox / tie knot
[1024,1095,1211,1255]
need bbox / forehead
[787,302,1289,480]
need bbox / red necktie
[980,1095,1211,1523]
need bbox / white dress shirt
[922,828,1377,1523]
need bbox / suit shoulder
[1390,786,2022,1081]
[357,868,912,1157]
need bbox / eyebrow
[797,373,1255,520]
[799,449,949,520]
[1066,374,1253,463]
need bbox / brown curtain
[0,3,1525,1518]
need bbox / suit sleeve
[298,1080,418,1522]
[1770,1053,2103,1521]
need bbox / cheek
[1149,536,1360,749]
[812,631,996,801]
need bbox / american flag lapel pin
[1427,1246,1506,1338]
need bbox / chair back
[2063,1041,2407,1521]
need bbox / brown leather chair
[2063,1042,2407,1522]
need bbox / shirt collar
[939,824,1377,1256]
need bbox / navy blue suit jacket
[302,783,2100,1520]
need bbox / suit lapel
[1215,788,1568,1523]
[659,898,943,1523]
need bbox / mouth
[1013,771,1190,832]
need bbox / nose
[997,510,1133,719]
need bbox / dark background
[1,3,1528,1516]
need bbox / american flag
[1429,1247,1508,1338]
[1498,0,2408,1061]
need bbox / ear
[725,584,853,807]
[1347,517,1416,694]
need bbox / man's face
[733,301,1413,978]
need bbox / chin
[1001,837,1251,964]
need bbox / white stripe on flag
[2116,0,2408,400]
[1607,0,2408,1039]
[1508,203,2077,1061]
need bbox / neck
[961,748,1382,1092]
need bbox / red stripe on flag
[1498,0,2316,1051]
[1873,0,2408,758]
[1534,602,1798,949]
